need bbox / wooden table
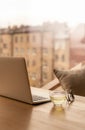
[0,95,85,130]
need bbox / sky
[0,0,85,28]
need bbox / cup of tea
[49,90,66,108]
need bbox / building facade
[70,23,85,68]
[0,23,70,87]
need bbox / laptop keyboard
[32,95,48,101]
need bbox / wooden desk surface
[0,96,85,130]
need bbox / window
[43,48,48,55]
[0,48,2,53]
[20,48,24,53]
[32,60,36,66]
[3,43,7,49]
[55,40,66,50]
[0,0,84,88]
[55,42,60,50]
[26,60,29,66]
[31,73,37,80]
[61,54,65,62]
[20,36,23,42]
[32,48,37,55]
[43,60,48,69]
[15,36,18,43]
[55,55,59,60]
[27,35,29,42]
[60,40,66,49]
[32,35,36,42]
[0,38,3,42]
[27,48,30,54]
[14,48,19,55]
[43,72,47,81]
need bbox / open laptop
[0,57,50,104]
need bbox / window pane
[0,0,85,88]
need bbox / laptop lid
[0,57,33,104]
[0,57,50,104]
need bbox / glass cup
[49,90,66,109]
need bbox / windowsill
[42,78,60,90]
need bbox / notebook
[0,57,50,104]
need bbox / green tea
[50,94,66,106]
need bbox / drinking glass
[49,90,66,108]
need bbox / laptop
[0,57,50,104]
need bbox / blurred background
[0,0,85,87]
